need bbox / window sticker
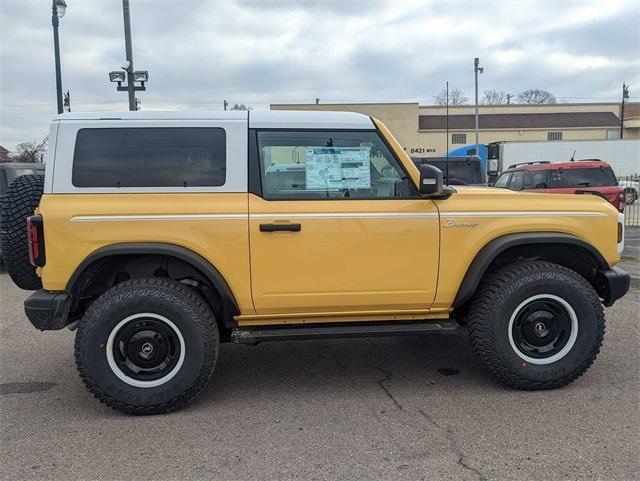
[305,147,371,190]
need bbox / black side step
[231,320,460,345]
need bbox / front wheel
[74,277,219,414]
[467,261,605,390]
[624,189,636,206]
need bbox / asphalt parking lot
[1,272,638,481]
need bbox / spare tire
[0,174,45,290]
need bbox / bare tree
[230,103,252,110]
[433,88,468,106]
[8,137,48,163]
[481,90,510,105]
[516,89,557,104]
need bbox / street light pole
[122,0,136,111]
[474,57,483,158]
[620,83,629,139]
[51,0,66,114]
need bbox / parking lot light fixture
[109,71,126,83]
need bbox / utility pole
[122,0,136,111]
[620,83,629,139]
[474,57,484,157]
[51,0,66,114]
[445,81,449,184]
[109,1,148,108]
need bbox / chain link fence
[620,175,640,227]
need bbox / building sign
[409,147,436,154]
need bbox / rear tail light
[618,222,623,243]
[27,215,46,267]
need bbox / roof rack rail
[507,161,551,169]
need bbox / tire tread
[467,260,605,390]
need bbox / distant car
[0,163,46,266]
[618,179,639,205]
[494,159,625,212]
[412,156,485,185]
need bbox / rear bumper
[24,290,72,330]
[595,267,630,307]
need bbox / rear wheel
[467,261,605,389]
[0,174,44,289]
[74,277,219,414]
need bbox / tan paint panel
[248,194,440,315]
[39,193,255,314]
[432,187,620,308]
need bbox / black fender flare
[452,233,609,308]
[66,242,240,317]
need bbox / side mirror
[419,164,444,196]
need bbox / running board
[231,320,460,345]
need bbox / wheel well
[452,233,609,314]
[488,243,601,285]
[68,251,238,340]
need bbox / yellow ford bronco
[0,110,630,414]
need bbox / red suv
[494,160,625,212]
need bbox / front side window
[509,171,525,191]
[256,130,415,199]
[73,128,226,187]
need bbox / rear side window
[549,167,617,188]
[72,128,226,187]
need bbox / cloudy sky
[1,0,639,150]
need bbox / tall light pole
[51,0,67,114]
[620,83,629,139]
[108,0,148,110]
[474,57,484,158]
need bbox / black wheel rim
[511,298,573,360]
[111,317,181,383]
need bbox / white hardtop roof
[55,110,374,129]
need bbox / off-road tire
[467,260,605,390]
[74,277,219,415]
[0,174,44,290]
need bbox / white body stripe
[441,211,607,218]
[250,212,439,219]
[72,211,606,222]
[71,214,247,222]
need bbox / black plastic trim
[24,290,72,330]
[66,243,240,319]
[594,266,630,307]
[232,320,460,344]
[248,128,262,197]
[453,233,610,308]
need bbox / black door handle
[259,223,302,232]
